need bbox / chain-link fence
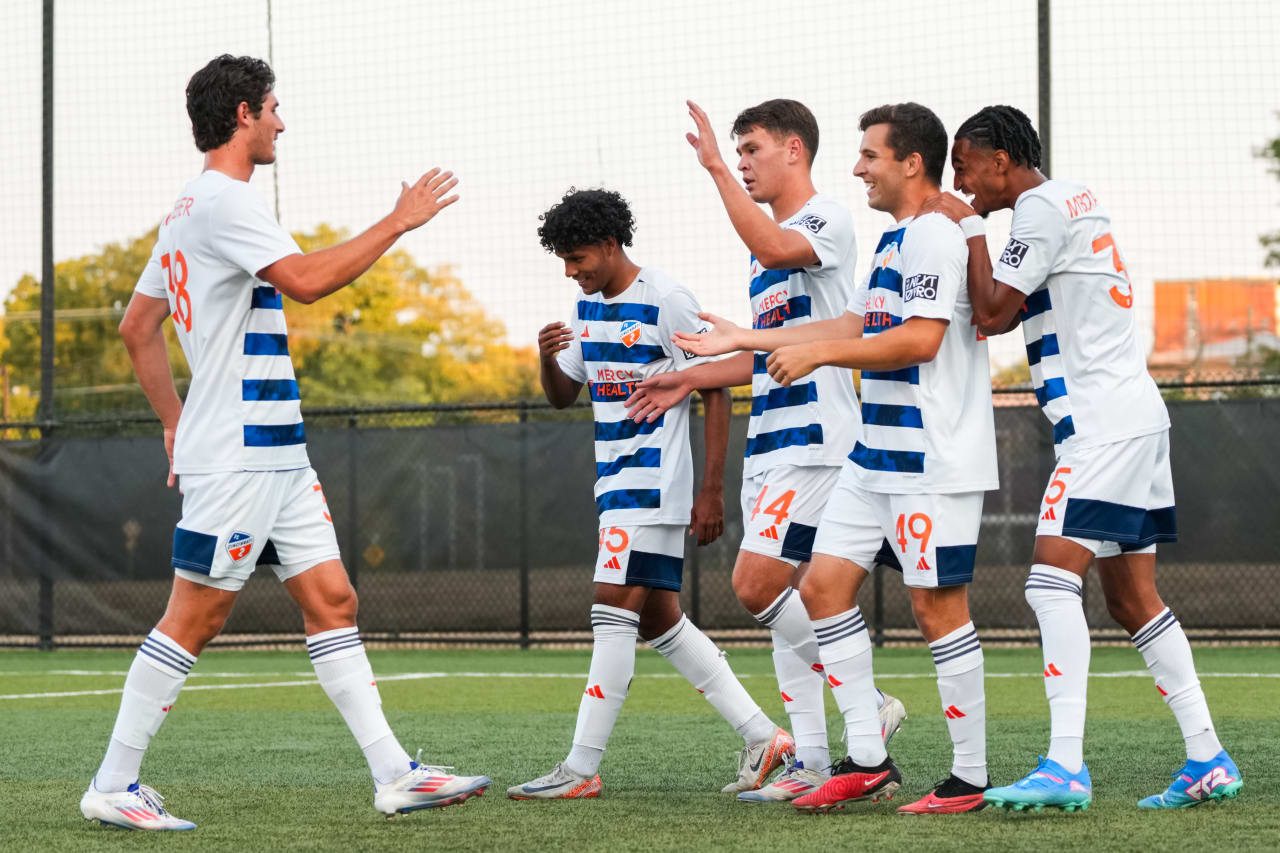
[3,380,1278,648]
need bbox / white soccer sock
[94,629,195,792]
[929,622,987,787]
[813,607,884,767]
[307,627,412,784]
[565,605,639,777]
[1131,608,1223,762]
[1025,564,1090,774]
[754,588,828,768]
[651,614,776,744]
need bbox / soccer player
[673,103,998,815]
[926,104,1241,811]
[79,55,490,831]
[507,188,792,800]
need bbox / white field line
[1,669,1277,701]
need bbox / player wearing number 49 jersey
[927,104,1239,811]
[81,55,489,832]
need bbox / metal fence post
[347,414,358,590]
[37,0,55,652]
[518,402,530,648]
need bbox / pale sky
[3,0,1278,370]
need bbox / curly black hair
[537,188,635,254]
[186,54,275,152]
[954,105,1042,169]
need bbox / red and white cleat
[722,726,795,793]
[897,775,988,814]
[80,781,196,831]
[374,760,490,815]
[792,756,901,813]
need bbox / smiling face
[555,241,617,296]
[950,137,1010,216]
[246,91,285,165]
[852,123,910,215]
[734,125,800,203]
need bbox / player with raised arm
[79,55,489,831]
[508,188,791,800]
[625,99,905,802]
[675,103,998,815]
[926,104,1241,811]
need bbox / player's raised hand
[672,312,743,357]
[917,191,976,224]
[766,343,820,387]
[625,372,690,424]
[686,101,727,173]
[689,487,725,546]
[391,168,460,233]
[537,321,574,361]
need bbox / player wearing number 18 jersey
[80,55,489,832]
[937,104,1239,811]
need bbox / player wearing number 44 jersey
[511,188,792,801]
[922,104,1240,811]
[676,103,998,816]
[81,55,489,832]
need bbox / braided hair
[954,105,1042,169]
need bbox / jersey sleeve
[899,213,966,323]
[993,195,1067,295]
[134,239,168,299]
[785,198,854,271]
[555,299,587,383]
[846,268,871,318]
[657,285,713,372]
[211,182,302,278]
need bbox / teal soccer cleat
[1138,751,1242,809]
[984,757,1091,812]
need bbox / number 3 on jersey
[161,250,193,331]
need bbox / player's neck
[891,182,942,222]
[203,145,255,182]
[767,175,818,223]
[1005,168,1048,204]
[601,259,642,299]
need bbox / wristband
[959,215,985,240]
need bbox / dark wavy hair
[859,102,948,185]
[954,105,1043,169]
[732,99,819,165]
[186,55,275,152]
[538,188,636,254]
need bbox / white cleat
[879,691,907,746]
[738,757,829,802]
[721,726,795,793]
[80,781,196,831]
[507,762,603,799]
[373,761,491,816]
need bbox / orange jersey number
[161,250,193,331]
[1091,233,1132,309]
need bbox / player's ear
[992,149,1011,175]
[905,151,923,179]
[236,101,253,128]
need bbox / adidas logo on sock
[584,685,605,699]
[944,704,966,719]
[1044,663,1063,677]
[780,691,794,702]
[827,674,843,687]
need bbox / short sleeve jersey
[744,194,861,478]
[846,213,998,494]
[556,268,713,527]
[134,170,305,474]
[995,180,1168,449]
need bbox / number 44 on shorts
[751,487,795,540]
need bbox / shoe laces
[134,783,168,816]
[412,748,455,776]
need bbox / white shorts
[594,524,685,591]
[812,463,984,589]
[172,467,341,592]
[739,465,841,567]
[1036,431,1176,557]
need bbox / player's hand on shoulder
[391,168,460,232]
[685,101,727,173]
[672,312,741,357]
[625,372,688,424]
[766,343,818,386]
[917,192,975,224]
[537,322,574,361]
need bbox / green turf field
[2,645,1276,852]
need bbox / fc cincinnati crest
[227,531,254,563]
[619,319,642,348]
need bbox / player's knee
[638,607,681,641]
[732,557,790,614]
[1103,590,1158,634]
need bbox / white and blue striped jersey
[556,268,713,526]
[847,213,998,494]
[134,170,306,474]
[744,194,860,478]
[995,180,1168,449]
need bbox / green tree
[1259,115,1280,268]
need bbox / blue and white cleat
[373,761,491,816]
[984,757,1092,812]
[1138,750,1242,809]
[80,780,196,830]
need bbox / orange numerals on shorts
[599,526,629,554]
[161,250,193,332]
[1091,233,1132,308]
[750,487,796,526]
[313,483,332,522]
[894,513,932,554]
[1044,467,1072,505]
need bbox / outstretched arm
[765,317,947,386]
[673,311,863,357]
[623,351,753,424]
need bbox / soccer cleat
[737,758,827,802]
[897,775,989,814]
[80,780,196,831]
[879,691,907,746]
[792,755,901,813]
[507,762,603,800]
[373,761,491,815]
[721,726,795,793]
[984,756,1091,812]
[1137,750,1242,809]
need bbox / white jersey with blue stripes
[556,268,713,526]
[847,212,998,494]
[744,194,860,478]
[995,179,1168,449]
[134,170,306,474]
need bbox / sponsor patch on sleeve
[1000,238,1030,268]
[795,214,827,234]
[903,273,938,302]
